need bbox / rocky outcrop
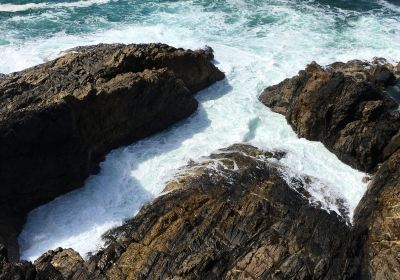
[91,144,352,279]
[260,59,400,279]
[34,248,89,280]
[1,144,359,279]
[259,59,400,173]
[0,247,87,280]
[0,43,224,260]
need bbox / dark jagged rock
[0,260,36,280]
[0,43,224,260]
[94,144,353,280]
[259,59,400,173]
[0,247,89,280]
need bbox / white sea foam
[378,0,400,13]
[0,0,110,12]
[1,0,397,261]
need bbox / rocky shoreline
[1,45,400,279]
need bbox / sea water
[0,0,399,261]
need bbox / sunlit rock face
[260,59,400,173]
[96,144,353,280]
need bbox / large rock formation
[260,59,400,279]
[0,43,224,260]
[259,59,400,173]
[1,144,358,279]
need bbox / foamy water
[0,0,399,261]
[0,0,110,12]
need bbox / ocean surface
[1,0,399,261]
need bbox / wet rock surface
[0,43,224,260]
[2,141,399,279]
[259,59,400,173]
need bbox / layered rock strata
[1,144,356,280]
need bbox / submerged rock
[0,43,224,260]
[259,59,400,173]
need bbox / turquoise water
[1,0,399,72]
[1,0,399,260]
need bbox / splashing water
[0,0,399,261]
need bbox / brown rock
[259,60,400,173]
[260,59,400,279]
[34,248,89,280]
[353,149,400,279]
[3,54,399,279]
[5,144,397,279]
[2,145,349,279]
[85,144,353,279]
[0,43,224,260]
